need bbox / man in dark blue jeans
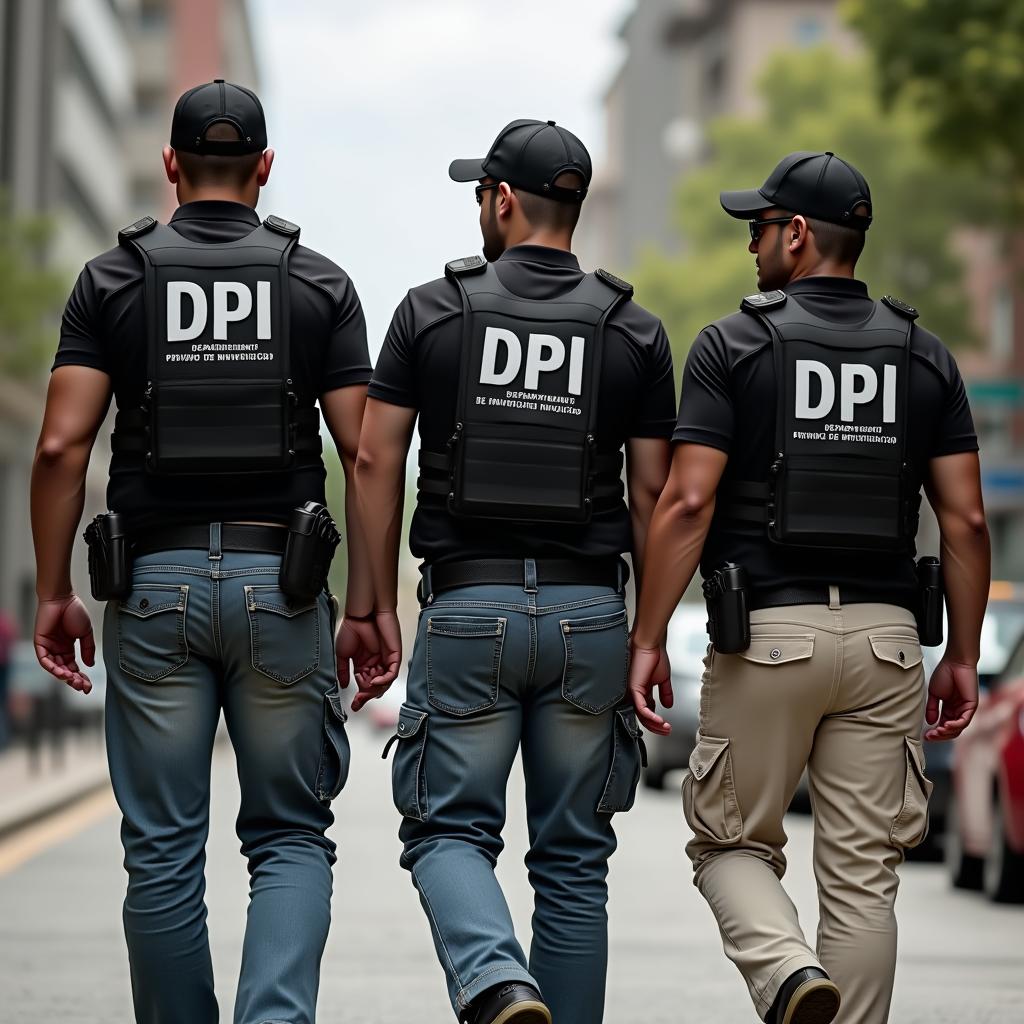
[356,120,676,1024]
[31,82,379,1024]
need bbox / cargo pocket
[245,586,320,685]
[384,704,429,822]
[426,615,505,716]
[561,607,630,714]
[315,687,351,802]
[682,735,743,844]
[598,707,647,813]
[890,736,933,848]
[868,634,924,673]
[739,633,814,666]
[117,584,189,681]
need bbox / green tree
[848,0,1024,209]
[630,48,990,370]
[0,197,67,378]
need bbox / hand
[924,657,979,741]
[34,595,95,694]
[628,642,673,736]
[351,610,402,712]
[335,618,381,690]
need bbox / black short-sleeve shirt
[54,201,372,530]
[673,276,979,611]
[369,245,677,563]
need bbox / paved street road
[1,722,1022,1023]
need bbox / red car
[947,631,1024,903]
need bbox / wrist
[38,591,75,604]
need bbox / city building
[577,0,857,271]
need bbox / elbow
[354,447,376,480]
[35,433,72,467]
[962,508,989,539]
[668,488,714,525]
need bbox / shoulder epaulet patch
[117,216,157,244]
[741,290,787,313]
[445,255,487,278]
[595,267,634,297]
[881,294,919,320]
[264,214,300,238]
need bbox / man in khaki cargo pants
[627,152,990,1024]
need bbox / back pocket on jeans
[561,607,629,714]
[245,586,320,685]
[426,615,506,716]
[117,584,189,681]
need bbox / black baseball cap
[170,79,267,155]
[449,119,591,203]
[720,151,872,229]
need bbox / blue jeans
[103,537,350,1024]
[388,566,645,1023]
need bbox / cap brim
[448,158,487,182]
[719,187,772,218]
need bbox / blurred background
[1,2,1023,1021]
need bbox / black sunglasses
[475,182,500,206]
[748,216,794,242]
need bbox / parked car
[914,585,1024,859]
[946,629,1024,902]
[642,604,707,790]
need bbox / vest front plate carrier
[418,257,632,523]
[112,215,320,475]
[721,290,920,551]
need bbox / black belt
[752,583,915,611]
[132,523,288,558]
[418,557,628,603]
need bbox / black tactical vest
[720,290,921,551]
[111,214,320,475]
[417,256,631,523]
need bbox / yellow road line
[0,787,117,877]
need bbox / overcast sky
[248,0,633,356]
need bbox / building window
[794,16,825,47]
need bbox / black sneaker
[768,967,841,1024]
[459,982,552,1024]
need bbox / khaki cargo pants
[683,597,931,1024]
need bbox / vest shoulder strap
[264,214,300,239]
[881,294,919,320]
[741,290,787,313]
[595,267,633,298]
[445,255,487,280]
[117,216,157,246]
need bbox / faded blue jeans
[387,564,645,1023]
[103,537,350,1024]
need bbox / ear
[497,181,515,220]
[257,148,274,187]
[162,146,179,185]
[788,215,809,253]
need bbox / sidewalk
[0,734,109,838]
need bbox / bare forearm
[629,489,659,588]
[340,453,375,615]
[31,445,90,600]
[939,513,990,664]
[355,458,405,613]
[632,493,713,649]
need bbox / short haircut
[806,203,870,266]
[175,121,261,188]
[514,171,585,233]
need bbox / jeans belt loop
[420,564,434,606]
[209,522,223,562]
[524,558,538,594]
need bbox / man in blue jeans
[356,120,676,1024]
[30,82,379,1023]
